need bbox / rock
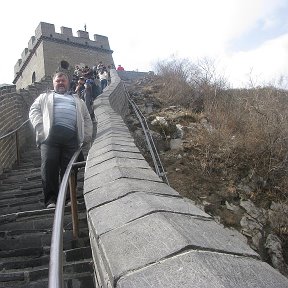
[151,116,168,126]
[268,202,288,234]
[265,233,288,276]
[225,201,240,212]
[175,124,184,138]
[240,200,268,225]
[170,139,183,150]
[240,214,263,250]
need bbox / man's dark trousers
[40,126,78,206]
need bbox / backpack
[91,82,101,100]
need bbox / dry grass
[154,58,288,207]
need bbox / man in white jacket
[29,72,93,208]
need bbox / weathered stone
[89,192,210,235]
[93,212,258,279]
[84,166,162,192]
[85,157,150,179]
[84,178,180,208]
[117,250,288,288]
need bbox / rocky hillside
[124,74,288,278]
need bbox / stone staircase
[0,144,95,287]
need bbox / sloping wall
[84,70,288,287]
[0,78,52,173]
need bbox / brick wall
[0,77,52,174]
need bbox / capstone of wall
[117,70,150,81]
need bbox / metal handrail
[48,146,85,288]
[0,119,30,140]
[123,83,170,185]
[0,119,31,166]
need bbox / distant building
[13,22,114,90]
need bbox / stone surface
[85,157,150,179]
[84,166,162,192]
[117,250,288,288]
[88,143,140,158]
[89,192,210,235]
[86,150,145,169]
[93,212,258,279]
[84,178,180,208]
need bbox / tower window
[60,60,69,70]
[32,72,36,83]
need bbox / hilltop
[124,73,288,278]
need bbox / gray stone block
[97,123,130,132]
[84,166,162,192]
[95,128,130,139]
[85,158,150,179]
[97,116,126,124]
[97,124,129,132]
[94,212,258,279]
[88,144,140,157]
[91,138,136,150]
[89,192,210,235]
[84,178,180,207]
[86,151,145,168]
[94,135,135,145]
[117,250,288,288]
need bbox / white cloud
[0,0,287,89]
[221,33,288,88]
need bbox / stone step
[0,203,87,226]
[0,142,95,287]
[0,247,44,260]
[0,182,42,192]
[0,196,42,207]
[0,255,50,271]
[0,189,84,214]
[0,210,88,235]
[0,246,92,271]
[0,229,90,252]
[0,260,94,287]
[0,229,90,264]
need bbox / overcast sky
[1,0,288,88]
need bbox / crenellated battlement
[33,22,110,49]
[13,22,113,88]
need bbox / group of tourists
[70,62,112,121]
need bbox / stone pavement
[0,144,95,287]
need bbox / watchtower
[13,22,114,89]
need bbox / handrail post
[69,169,79,239]
[15,130,20,166]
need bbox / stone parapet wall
[0,78,52,174]
[84,71,288,287]
[117,70,150,82]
